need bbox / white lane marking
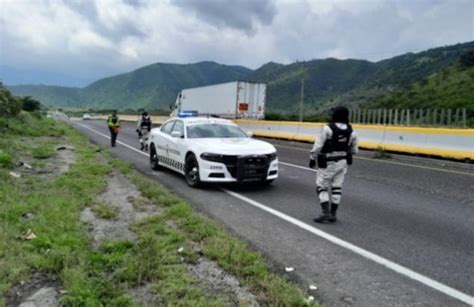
[74,122,474,306]
[273,143,474,177]
[74,122,149,157]
[222,189,474,306]
[280,161,316,172]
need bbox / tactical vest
[321,123,352,154]
[140,117,152,131]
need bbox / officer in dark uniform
[136,111,152,151]
[309,106,358,223]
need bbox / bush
[0,150,13,168]
[21,96,42,112]
[0,85,22,117]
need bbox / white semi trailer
[171,81,266,119]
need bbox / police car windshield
[186,123,248,139]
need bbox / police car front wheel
[185,154,201,188]
[150,146,161,171]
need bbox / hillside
[364,64,474,110]
[7,41,474,113]
[9,61,252,110]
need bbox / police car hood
[188,138,276,155]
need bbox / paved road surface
[71,119,474,306]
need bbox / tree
[21,96,42,112]
[460,50,474,67]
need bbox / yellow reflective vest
[107,114,121,128]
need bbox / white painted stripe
[279,161,316,172]
[75,122,149,157]
[222,189,474,306]
[73,121,474,306]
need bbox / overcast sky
[1,0,473,86]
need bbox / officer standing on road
[107,110,121,147]
[309,106,358,223]
[136,111,152,151]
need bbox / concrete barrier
[236,120,474,160]
[95,115,473,160]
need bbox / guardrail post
[462,108,467,128]
[394,109,398,125]
[447,109,452,126]
[407,109,410,126]
[377,109,381,125]
[440,109,446,126]
[383,109,387,125]
[400,109,405,125]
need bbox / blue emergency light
[178,111,198,118]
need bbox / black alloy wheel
[150,145,160,170]
[185,154,201,188]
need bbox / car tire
[185,154,201,188]
[150,145,161,170]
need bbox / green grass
[91,201,119,220]
[372,146,392,159]
[0,149,13,168]
[1,113,317,306]
[32,144,55,159]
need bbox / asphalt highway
[71,119,474,306]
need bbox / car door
[155,120,175,167]
[168,120,185,173]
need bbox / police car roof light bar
[178,111,198,118]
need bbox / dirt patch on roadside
[81,173,161,247]
[188,258,259,306]
[130,284,162,306]
[5,272,62,307]
[15,145,75,180]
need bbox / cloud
[0,0,472,86]
[173,0,277,34]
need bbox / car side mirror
[171,131,183,138]
[247,131,253,138]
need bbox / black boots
[313,202,331,223]
[140,143,144,150]
[328,203,338,223]
[314,202,338,223]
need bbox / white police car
[148,115,278,187]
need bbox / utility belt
[317,153,353,168]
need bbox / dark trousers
[109,127,118,146]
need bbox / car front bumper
[198,156,278,183]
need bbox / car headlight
[267,152,278,162]
[200,153,224,163]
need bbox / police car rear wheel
[150,146,160,170]
[185,154,201,188]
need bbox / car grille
[222,154,270,181]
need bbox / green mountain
[7,41,474,114]
[252,42,474,113]
[364,63,474,110]
[9,61,252,110]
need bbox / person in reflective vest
[309,106,358,223]
[136,111,152,151]
[107,110,121,147]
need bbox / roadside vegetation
[1,85,316,305]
